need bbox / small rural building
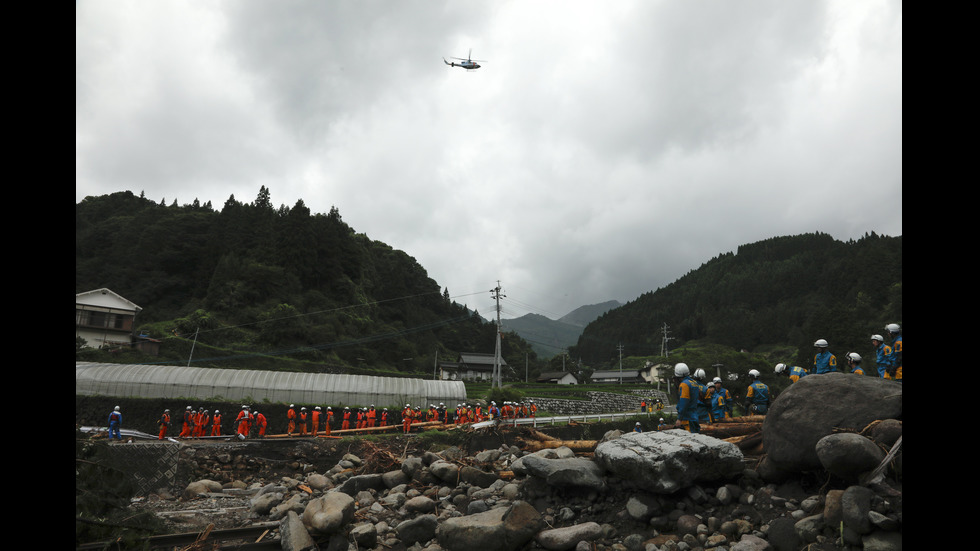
[589,369,645,384]
[535,371,579,385]
[438,353,508,382]
[76,288,142,350]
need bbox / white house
[535,371,578,385]
[75,288,142,349]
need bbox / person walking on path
[312,406,322,437]
[180,406,193,438]
[108,406,122,441]
[287,405,297,436]
[211,410,222,436]
[158,409,171,440]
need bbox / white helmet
[694,368,706,380]
[315,406,321,410]
[774,363,786,374]
[713,377,722,384]
[214,410,219,414]
[871,334,884,342]
[636,422,641,426]
[114,406,120,412]
[748,369,760,378]
[847,352,862,362]
[886,323,900,333]
[674,363,690,377]
[659,418,664,422]
[814,339,828,348]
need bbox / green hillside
[569,232,902,371]
[76,189,541,376]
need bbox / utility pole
[617,343,624,384]
[490,282,505,389]
[660,323,674,357]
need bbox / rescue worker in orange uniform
[254,410,268,437]
[158,409,171,440]
[402,404,413,433]
[180,406,193,438]
[298,407,309,436]
[211,410,222,436]
[380,408,388,427]
[324,407,333,435]
[312,406,322,437]
[235,405,252,439]
[342,407,352,431]
[529,400,537,417]
[192,407,204,438]
[367,405,377,428]
[287,404,297,436]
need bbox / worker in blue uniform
[774,363,808,383]
[693,368,711,425]
[845,352,865,375]
[108,405,122,441]
[885,323,902,381]
[744,370,770,415]
[709,377,732,420]
[673,363,702,433]
[871,334,894,378]
[813,339,838,374]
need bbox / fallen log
[520,439,598,453]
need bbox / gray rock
[535,522,602,550]
[816,433,885,480]
[594,431,743,494]
[730,534,772,551]
[405,495,438,513]
[305,473,331,491]
[459,465,499,488]
[250,491,283,515]
[763,374,902,475]
[396,514,439,545]
[350,522,377,547]
[520,455,607,491]
[280,510,315,551]
[861,530,903,551]
[382,469,409,488]
[302,491,355,535]
[338,473,384,496]
[436,501,543,551]
[841,485,875,535]
[429,460,461,482]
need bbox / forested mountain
[569,232,902,370]
[502,301,623,360]
[76,189,540,376]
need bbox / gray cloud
[76,1,902,320]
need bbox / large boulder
[436,501,543,551]
[762,374,902,475]
[302,491,355,535]
[519,455,607,492]
[594,430,743,494]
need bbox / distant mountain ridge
[502,300,622,359]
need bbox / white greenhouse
[75,362,466,408]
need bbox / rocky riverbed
[126,418,902,551]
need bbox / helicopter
[443,49,485,71]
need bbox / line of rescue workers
[102,324,902,442]
[672,325,903,434]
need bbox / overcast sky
[76,1,902,322]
